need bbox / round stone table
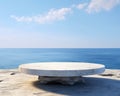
[19,62,105,85]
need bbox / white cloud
[10,15,32,22]
[86,0,120,13]
[76,3,87,10]
[11,0,120,23]
[11,8,72,24]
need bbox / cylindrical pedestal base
[38,76,85,85]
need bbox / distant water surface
[0,48,120,69]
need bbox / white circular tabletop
[19,62,105,77]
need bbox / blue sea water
[0,48,120,69]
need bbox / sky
[0,0,120,48]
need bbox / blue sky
[0,0,120,48]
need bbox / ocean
[0,48,120,69]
